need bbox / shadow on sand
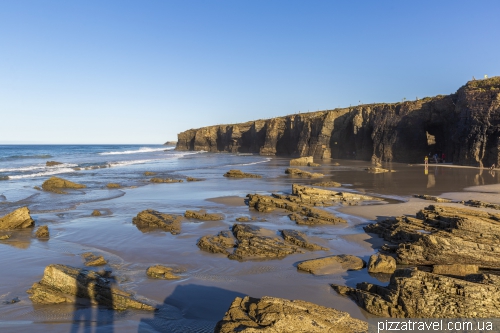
[138,284,245,333]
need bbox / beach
[1,145,500,332]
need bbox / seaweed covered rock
[27,264,155,311]
[297,255,365,275]
[146,265,184,279]
[223,170,262,178]
[214,296,367,333]
[184,210,223,221]
[132,209,182,234]
[0,207,35,230]
[41,176,86,194]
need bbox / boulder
[285,168,323,178]
[281,229,328,251]
[41,176,86,194]
[432,264,478,276]
[0,207,35,230]
[184,210,223,221]
[91,210,102,216]
[223,170,262,178]
[132,209,182,234]
[297,255,365,275]
[367,254,396,274]
[150,178,183,183]
[289,156,313,166]
[46,161,63,166]
[146,265,184,279]
[214,296,367,333]
[82,252,107,266]
[35,225,50,239]
[27,264,155,311]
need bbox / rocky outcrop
[289,156,319,166]
[197,231,236,254]
[367,254,396,274]
[35,225,50,239]
[146,265,184,279]
[184,210,223,221]
[82,252,107,266]
[27,264,155,311]
[132,209,182,234]
[186,176,204,182]
[215,296,367,333]
[223,169,262,178]
[312,181,342,187]
[0,207,35,230]
[332,268,500,318]
[432,264,478,276]
[364,205,500,268]
[280,229,328,251]
[91,210,102,216]
[106,183,120,188]
[285,168,323,178]
[41,176,86,194]
[297,255,365,274]
[365,167,394,173]
[176,77,500,167]
[46,161,63,166]
[150,178,183,183]
[413,194,453,203]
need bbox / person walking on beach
[424,155,428,167]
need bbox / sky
[1,1,499,144]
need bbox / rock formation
[82,252,107,266]
[146,265,184,279]
[46,161,63,166]
[289,156,319,166]
[223,169,262,178]
[312,181,342,187]
[285,168,323,178]
[41,176,86,194]
[184,210,223,221]
[186,176,204,181]
[176,77,500,167]
[0,207,35,230]
[214,296,367,333]
[297,255,365,274]
[91,210,102,216]
[150,178,183,183]
[106,183,121,188]
[132,209,182,234]
[367,253,396,274]
[280,229,328,251]
[27,264,155,311]
[35,225,50,239]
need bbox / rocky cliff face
[176,77,500,166]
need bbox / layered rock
[312,181,342,187]
[146,265,184,279]
[289,156,318,166]
[41,176,86,194]
[184,210,223,221]
[297,255,365,274]
[176,77,500,167]
[367,254,396,274]
[285,168,323,178]
[214,296,367,333]
[281,229,328,251]
[432,264,478,276]
[0,207,35,230]
[82,252,107,266]
[332,268,500,318]
[223,169,262,178]
[27,264,155,311]
[132,209,182,234]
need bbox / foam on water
[99,147,172,155]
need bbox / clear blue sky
[1,1,498,144]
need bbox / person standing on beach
[424,156,428,167]
[441,153,445,163]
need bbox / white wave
[0,163,77,173]
[231,157,272,166]
[99,147,169,155]
[9,168,77,179]
[108,159,158,167]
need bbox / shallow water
[1,145,500,332]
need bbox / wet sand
[1,158,499,332]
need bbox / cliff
[176,77,500,166]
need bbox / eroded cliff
[176,77,500,166]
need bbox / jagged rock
[297,255,365,275]
[41,176,86,194]
[365,167,394,173]
[235,216,250,222]
[144,171,156,176]
[91,210,102,216]
[184,210,223,221]
[186,177,204,182]
[367,254,396,273]
[106,183,120,188]
[285,168,323,178]
[289,156,313,166]
[281,229,328,251]
[146,265,184,279]
[414,194,453,202]
[197,231,236,254]
[464,199,500,210]
[0,207,35,230]
[132,209,182,234]
[46,161,63,166]
[432,264,478,276]
[312,181,342,187]
[26,264,155,311]
[364,205,500,268]
[214,296,367,333]
[332,268,500,318]
[150,178,183,183]
[82,252,107,266]
[35,225,50,239]
[223,169,262,178]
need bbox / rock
[82,252,107,266]
[0,175,9,181]
[291,184,377,206]
[164,141,177,145]
[365,167,394,173]
[285,168,323,178]
[235,216,250,222]
[150,178,183,183]
[46,161,63,166]
[33,186,41,190]
[432,264,478,276]
[186,177,204,182]
[73,167,81,171]
[332,267,500,318]
[197,230,236,254]
[146,265,184,279]
[214,296,367,333]
[132,209,182,234]
[413,194,453,203]
[0,234,11,240]
[312,181,342,187]
[0,207,35,230]
[35,225,50,239]
[106,183,120,188]
[223,170,262,178]
[91,210,102,216]
[364,205,500,268]
[41,176,86,194]
[308,162,321,166]
[464,199,500,210]
[367,254,396,274]
[297,255,365,275]
[26,264,155,311]
[184,210,223,221]
[281,229,328,251]
[144,171,156,176]
[289,156,313,166]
